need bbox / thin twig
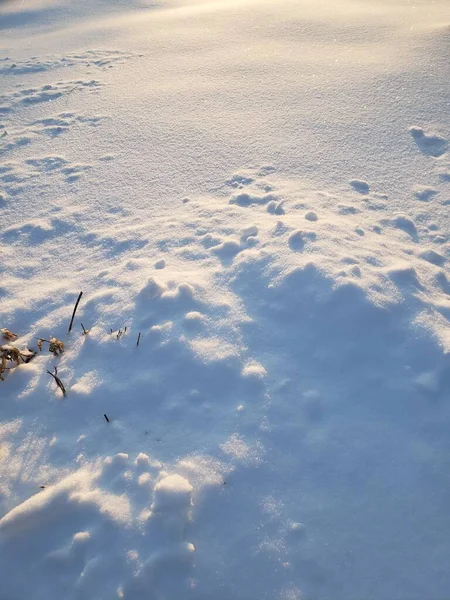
[80,323,89,335]
[68,291,83,334]
[136,332,141,347]
[104,413,110,423]
[47,367,67,397]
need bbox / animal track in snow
[26,156,93,182]
[225,172,254,188]
[350,179,370,194]
[338,204,360,215]
[413,186,438,202]
[1,217,77,246]
[410,126,448,158]
[31,113,106,137]
[229,191,277,207]
[0,155,95,193]
[0,50,134,76]
[438,169,450,182]
[0,112,106,155]
[0,80,101,112]
[382,215,419,241]
[257,165,277,177]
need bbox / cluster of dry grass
[1,328,65,383]
[0,292,80,390]
[1,291,141,396]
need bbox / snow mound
[0,458,196,599]
[151,474,193,513]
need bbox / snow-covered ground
[1,0,450,598]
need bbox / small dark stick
[47,367,67,397]
[80,323,89,335]
[136,332,141,347]
[104,413,110,423]
[68,291,83,334]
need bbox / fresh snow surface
[1,0,450,599]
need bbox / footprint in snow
[225,172,254,188]
[409,126,448,157]
[0,51,133,76]
[350,179,370,194]
[0,79,102,112]
[413,186,438,202]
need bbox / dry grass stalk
[68,291,83,334]
[47,366,67,397]
[113,327,126,340]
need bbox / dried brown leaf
[47,367,67,396]
[0,344,36,380]
[49,337,64,356]
[2,346,21,366]
[0,328,18,342]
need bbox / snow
[1,0,450,598]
